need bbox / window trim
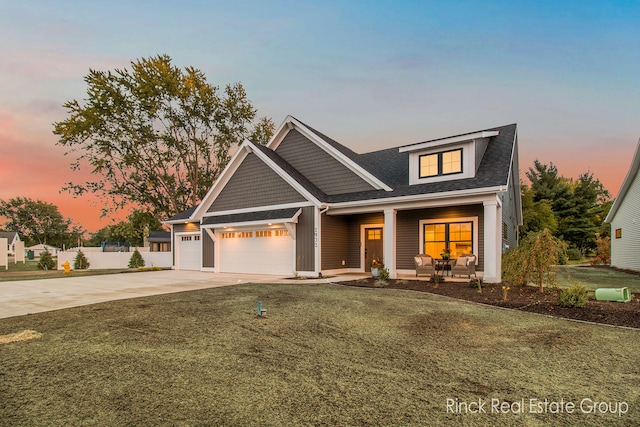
[419,217,479,262]
[418,148,463,178]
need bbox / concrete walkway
[0,270,355,320]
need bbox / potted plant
[440,247,451,260]
[371,258,383,278]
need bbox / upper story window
[419,148,463,178]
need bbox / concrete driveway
[0,270,323,319]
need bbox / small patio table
[435,258,451,277]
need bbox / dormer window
[419,148,463,178]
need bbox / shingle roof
[166,205,199,222]
[335,123,518,202]
[167,121,517,222]
[147,231,171,242]
[0,231,18,241]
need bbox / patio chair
[414,254,436,278]
[450,254,477,279]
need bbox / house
[26,244,59,257]
[605,138,640,272]
[147,231,171,252]
[165,116,522,283]
[0,232,21,255]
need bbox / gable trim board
[166,117,521,282]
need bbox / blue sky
[1,0,639,230]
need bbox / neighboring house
[165,116,522,283]
[605,138,640,272]
[148,231,171,252]
[26,244,59,257]
[0,232,21,255]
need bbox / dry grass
[0,329,42,344]
[0,283,638,426]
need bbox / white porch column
[483,198,502,283]
[384,209,397,279]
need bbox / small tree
[73,249,90,270]
[503,230,565,293]
[594,235,611,264]
[128,249,145,268]
[38,249,56,271]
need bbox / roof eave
[605,138,640,223]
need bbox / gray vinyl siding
[500,171,520,252]
[346,213,384,269]
[500,137,520,252]
[275,129,376,195]
[321,214,349,270]
[610,169,640,272]
[396,206,484,272]
[202,231,215,268]
[296,206,316,272]
[208,153,306,212]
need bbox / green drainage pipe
[594,287,631,303]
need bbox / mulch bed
[339,278,640,329]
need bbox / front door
[364,227,383,272]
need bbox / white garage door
[177,234,201,270]
[219,229,294,275]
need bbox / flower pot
[371,267,380,278]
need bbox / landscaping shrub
[502,230,564,292]
[469,277,483,292]
[375,267,390,287]
[566,248,582,261]
[73,250,90,270]
[128,249,145,268]
[558,283,588,308]
[429,274,444,285]
[590,236,611,265]
[37,249,56,271]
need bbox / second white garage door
[219,229,294,275]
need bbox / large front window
[424,221,473,258]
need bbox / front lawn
[0,259,132,282]
[556,265,640,292]
[1,283,637,426]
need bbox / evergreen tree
[524,160,611,254]
[73,250,90,270]
[128,249,145,268]
[38,249,56,271]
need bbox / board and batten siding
[321,214,349,270]
[208,153,306,212]
[296,206,316,272]
[275,129,376,195]
[396,206,484,271]
[610,169,640,272]
[202,231,215,268]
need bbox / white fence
[57,248,172,270]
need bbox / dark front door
[364,227,383,272]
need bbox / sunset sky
[1,1,639,232]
